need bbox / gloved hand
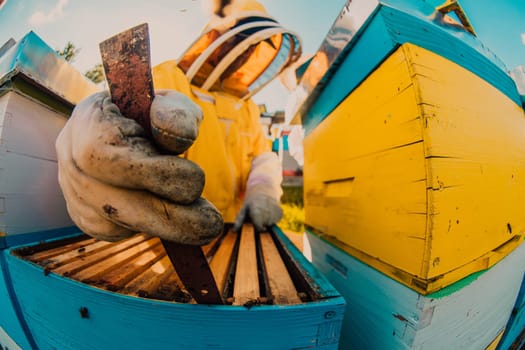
[233,152,283,232]
[55,90,223,245]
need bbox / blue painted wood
[510,65,525,109]
[302,13,393,134]
[0,29,345,349]
[1,226,79,249]
[498,275,525,349]
[0,31,98,105]
[0,252,34,350]
[304,230,525,349]
[273,225,341,299]
[300,0,521,134]
[3,231,345,349]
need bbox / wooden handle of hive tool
[99,23,223,304]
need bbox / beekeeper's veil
[178,0,302,99]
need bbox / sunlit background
[1,0,523,112]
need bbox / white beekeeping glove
[55,90,223,245]
[233,152,283,232]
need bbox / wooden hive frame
[13,224,316,306]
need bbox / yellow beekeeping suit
[153,62,269,222]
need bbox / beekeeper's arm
[55,90,223,244]
[233,152,283,232]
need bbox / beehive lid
[0,31,99,112]
[290,0,518,132]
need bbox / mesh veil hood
[177,1,302,99]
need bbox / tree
[56,41,79,63]
[84,64,105,84]
[57,41,105,84]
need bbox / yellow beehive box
[304,43,525,294]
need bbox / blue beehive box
[0,32,345,349]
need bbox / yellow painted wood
[304,45,428,276]
[406,43,525,279]
[304,43,525,293]
[485,328,505,350]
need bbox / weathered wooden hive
[0,31,345,350]
[13,225,326,306]
[8,224,345,349]
[297,0,525,294]
[293,0,525,349]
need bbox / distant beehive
[303,42,525,294]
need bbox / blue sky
[0,0,523,111]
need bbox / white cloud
[28,0,69,26]
[522,33,525,46]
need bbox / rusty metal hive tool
[99,23,223,304]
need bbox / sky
[0,0,524,112]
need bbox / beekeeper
[55,0,302,245]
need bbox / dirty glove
[55,90,223,245]
[233,152,283,232]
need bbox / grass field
[279,186,304,234]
